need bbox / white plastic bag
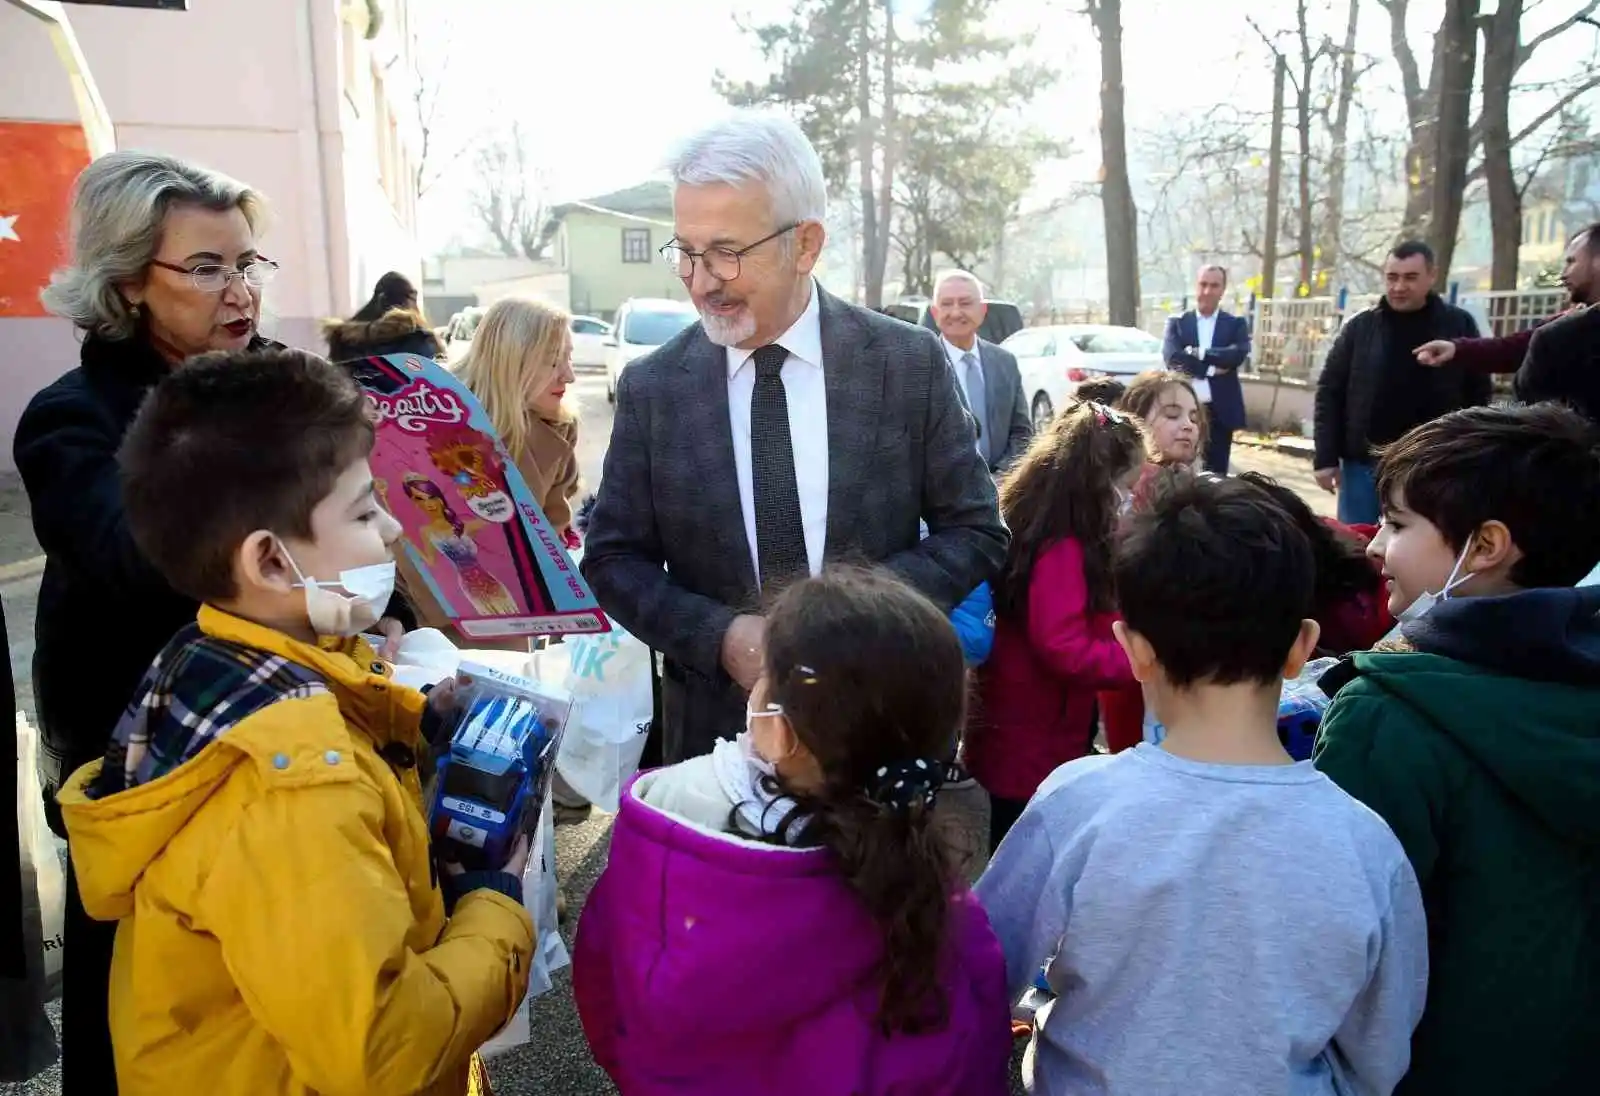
[15,715,64,999]
[479,794,568,1058]
[552,627,653,813]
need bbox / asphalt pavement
[0,369,1330,1095]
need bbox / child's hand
[425,677,464,726]
[500,832,532,880]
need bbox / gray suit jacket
[581,287,1009,760]
[974,339,1033,472]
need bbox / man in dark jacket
[1411,220,1600,382]
[1313,240,1486,524]
[1410,224,1600,427]
[1163,264,1252,474]
[1314,403,1600,1096]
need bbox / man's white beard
[700,305,759,348]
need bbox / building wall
[561,211,686,319]
[475,270,573,310]
[0,0,422,471]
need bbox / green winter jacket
[1314,586,1600,1096]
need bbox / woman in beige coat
[457,297,582,543]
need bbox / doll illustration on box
[400,472,519,616]
[427,427,515,524]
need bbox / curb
[0,555,45,585]
[1236,435,1315,462]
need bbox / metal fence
[1025,288,1568,382]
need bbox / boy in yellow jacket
[58,348,534,1096]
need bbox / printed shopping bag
[553,627,653,813]
[479,795,568,1058]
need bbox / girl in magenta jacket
[965,401,1147,849]
[572,567,1013,1096]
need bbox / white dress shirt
[726,282,829,586]
[1192,309,1219,403]
[942,335,983,413]
[1195,310,1218,360]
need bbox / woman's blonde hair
[455,297,573,458]
[42,150,266,340]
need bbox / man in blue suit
[1162,264,1252,474]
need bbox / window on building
[622,227,651,263]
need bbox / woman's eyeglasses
[149,257,280,293]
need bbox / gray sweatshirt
[975,744,1428,1096]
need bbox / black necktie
[750,344,808,589]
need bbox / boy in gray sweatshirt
[976,475,1428,1096]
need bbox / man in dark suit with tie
[1162,264,1252,474]
[581,112,1008,763]
[930,270,1033,473]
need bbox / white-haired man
[931,270,1032,473]
[582,112,1008,762]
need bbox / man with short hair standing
[582,112,1007,763]
[1162,265,1251,474]
[1313,240,1486,524]
[930,269,1032,473]
[1412,222,1600,425]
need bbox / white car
[604,298,699,402]
[569,315,613,369]
[444,306,484,366]
[1002,324,1167,430]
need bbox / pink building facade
[0,0,424,471]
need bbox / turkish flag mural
[0,122,92,318]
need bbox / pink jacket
[572,772,1015,1096]
[966,537,1136,800]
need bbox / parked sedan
[569,315,613,369]
[1002,324,1167,429]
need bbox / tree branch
[1518,1,1600,67]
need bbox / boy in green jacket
[1314,402,1600,1096]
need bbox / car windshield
[1079,330,1162,354]
[623,309,697,345]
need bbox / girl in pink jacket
[573,567,1013,1096]
[965,401,1147,849]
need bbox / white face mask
[745,703,784,774]
[282,548,396,638]
[1381,536,1476,643]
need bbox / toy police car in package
[429,660,574,872]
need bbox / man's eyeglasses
[150,258,280,293]
[659,224,799,281]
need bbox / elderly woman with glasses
[10,150,283,1096]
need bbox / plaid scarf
[92,624,328,799]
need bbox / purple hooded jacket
[572,771,1014,1095]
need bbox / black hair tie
[869,758,946,813]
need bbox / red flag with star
[0,121,92,318]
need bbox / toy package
[346,352,609,638]
[430,660,575,872]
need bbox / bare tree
[468,123,547,260]
[1479,2,1600,287]
[1377,0,1600,244]
[1322,0,1367,282]
[411,12,491,200]
[1430,0,1480,282]
[1086,0,1140,325]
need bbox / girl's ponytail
[761,568,971,1037]
[799,763,953,1035]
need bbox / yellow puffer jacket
[58,606,534,1096]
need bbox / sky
[414,0,1600,254]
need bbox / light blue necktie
[963,351,990,465]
